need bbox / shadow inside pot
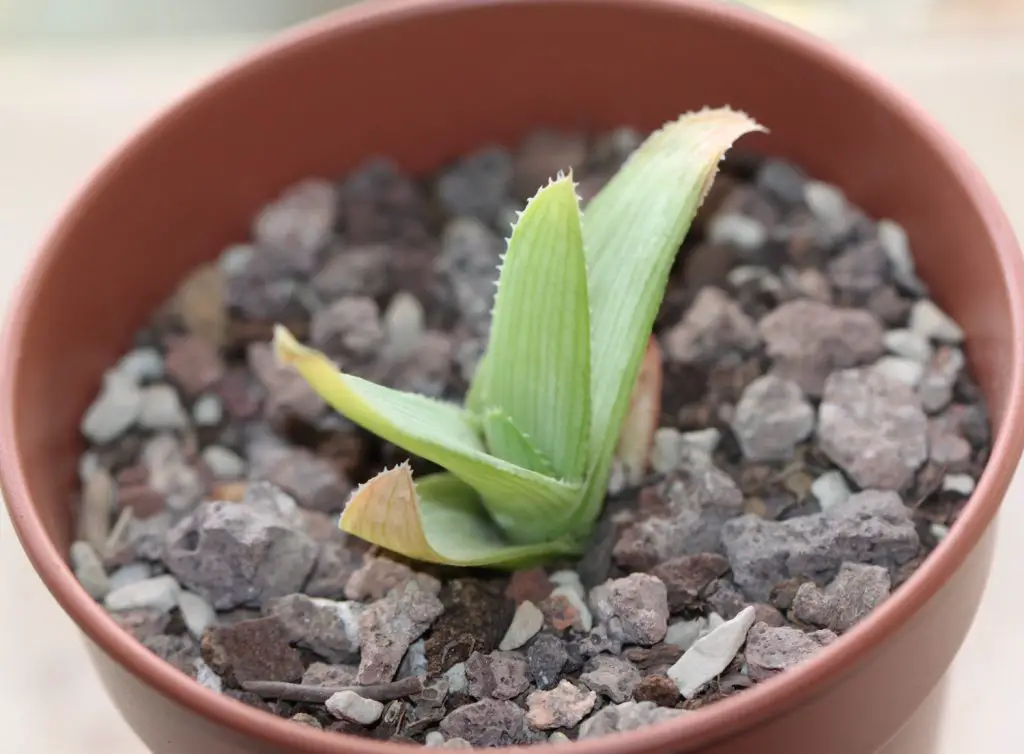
[878,672,949,754]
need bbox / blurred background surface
[2,1,1023,752]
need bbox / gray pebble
[139,384,189,430]
[664,617,708,651]
[918,347,965,414]
[70,541,110,600]
[525,681,597,730]
[707,213,767,251]
[398,639,428,680]
[664,287,760,365]
[579,655,642,703]
[202,445,247,480]
[116,348,164,382]
[667,605,755,698]
[192,393,223,426]
[104,574,180,613]
[589,573,669,646]
[877,219,925,293]
[650,428,721,474]
[445,662,468,694]
[810,470,851,511]
[357,583,444,685]
[440,698,528,747]
[193,658,223,693]
[731,375,815,462]
[436,147,513,224]
[578,701,687,739]
[745,623,837,681]
[177,590,216,639]
[142,434,204,514]
[435,217,504,333]
[325,690,384,725]
[883,329,933,363]
[791,562,892,632]
[909,300,964,343]
[81,372,142,443]
[78,467,115,555]
[803,181,852,240]
[252,178,337,263]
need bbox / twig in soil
[241,676,424,704]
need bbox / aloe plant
[273,107,764,568]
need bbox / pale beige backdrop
[2,4,1024,753]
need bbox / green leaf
[485,173,591,481]
[482,407,555,476]
[465,350,491,414]
[340,465,584,568]
[577,107,765,525]
[273,325,581,543]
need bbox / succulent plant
[273,107,764,568]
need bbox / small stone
[248,342,325,424]
[358,583,444,684]
[398,639,428,680]
[756,160,807,205]
[499,600,545,651]
[176,590,216,639]
[810,470,851,511]
[665,618,708,651]
[302,662,358,687]
[138,385,189,430]
[107,561,151,592]
[325,690,384,725]
[444,662,468,694]
[721,490,918,602]
[141,433,203,514]
[791,562,892,632]
[70,541,110,600]
[202,445,246,480]
[589,573,669,646]
[290,713,323,729]
[526,681,597,730]
[441,739,473,750]
[312,246,389,300]
[381,291,425,361]
[943,474,975,495]
[909,300,964,343]
[803,181,852,240]
[424,731,446,747]
[310,296,385,363]
[548,731,571,744]
[817,367,928,490]
[506,568,554,605]
[194,658,224,693]
[252,178,337,262]
[143,634,201,676]
[706,580,749,620]
[201,616,304,685]
[116,348,164,382]
[929,423,973,471]
[877,219,924,292]
[164,334,225,397]
[163,498,318,610]
[78,467,115,554]
[651,428,723,474]
[651,553,730,613]
[707,213,767,252]
[759,299,884,397]
[664,287,760,364]
[633,674,681,707]
[192,394,224,426]
[752,602,788,627]
[527,634,569,690]
[541,585,593,633]
[465,650,531,700]
[345,555,441,601]
[667,605,756,698]
[731,375,815,462]
[827,239,888,294]
[440,698,527,747]
[436,147,514,224]
[872,356,925,387]
[81,372,142,443]
[580,655,642,703]
[918,347,965,414]
[104,574,180,613]
[110,608,171,641]
[884,329,933,363]
[299,513,366,601]
[264,593,362,663]
[745,623,838,681]
[578,701,687,739]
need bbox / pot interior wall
[8,0,1016,554]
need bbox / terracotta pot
[2,0,1022,752]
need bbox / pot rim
[2,0,1023,752]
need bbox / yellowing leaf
[576,107,765,527]
[340,465,584,567]
[485,173,591,482]
[273,325,581,543]
[615,337,663,485]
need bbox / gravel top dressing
[71,125,989,748]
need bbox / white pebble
[81,372,142,443]
[668,606,756,699]
[177,591,216,638]
[549,732,571,744]
[909,300,964,343]
[424,731,446,748]
[444,662,467,694]
[877,219,925,290]
[194,659,223,693]
[942,474,976,496]
[804,181,848,226]
[727,265,772,288]
[665,617,708,651]
[77,452,100,486]
[707,613,726,631]
[70,541,110,600]
[549,570,585,595]
[708,214,767,251]
[681,428,722,455]
[325,690,384,725]
[811,470,852,510]
[192,393,223,426]
[107,562,152,592]
[930,522,950,541]
[116,348,165,382]
[883,329,933,363]
[651,428,721,475]
[104,574,180,613]
[383,292,425,361]
[139,384,189,430]
[872,356,926,387]
[201,445,247,480]
[441,740,472,750]
[218,243,255,275]
[499,600,545,650]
